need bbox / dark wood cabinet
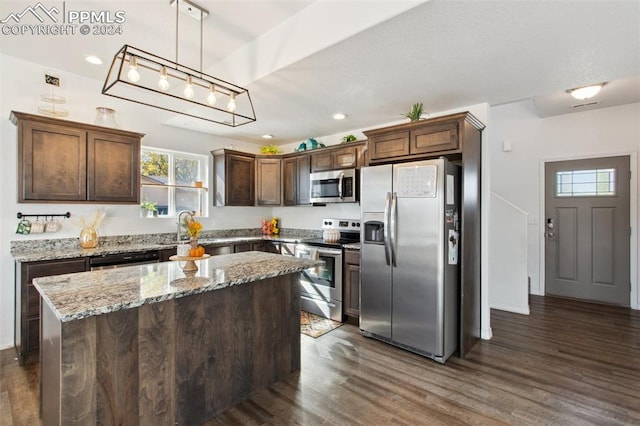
[283,154,311,206]
[212,149,255,206]
[255,156,282,206]
[87,131,140,202]
[203,244,233,256]
[11,111,142,204]
[234,242,251,253]
[363,111,485,358]
[159,248,175,262]
[251,241,280,253]
[310,143,362,172]
[15,257,89,364]
[343,249,360,320]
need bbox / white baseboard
[490,303,530,315]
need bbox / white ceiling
[1,0,639,145]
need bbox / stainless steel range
[295,218,360,322]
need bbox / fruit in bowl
[188,246,205,257]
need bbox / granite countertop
[33,251,322,323]
[11,235,310,262]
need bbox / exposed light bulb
[207,84,217,106]
[158,66,170,91]
[184,75,194,99]
[127,56,140,82]
[227,93,237,112]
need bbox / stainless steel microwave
[310,169,358,203]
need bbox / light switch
[502,140,512,152]
[527,216,538,225]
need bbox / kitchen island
[34,251,321,425]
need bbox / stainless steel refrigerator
[360,158,460,363]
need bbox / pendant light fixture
[102,0,256,127]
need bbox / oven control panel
[322,218,361,232]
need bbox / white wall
[488,100,640,310]
[489,193,529,314]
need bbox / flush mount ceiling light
[262,134,274,139]
[85,55,103,65]
[332,112,347,120]
[567,83,606,100]
[102,0,256,127]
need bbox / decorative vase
[190,237,198,250]
[94,107,117,127]
[79,227,99,248]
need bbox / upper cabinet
[255,156,282,206]
[11,111,142,204]
[364,113,479,164]
[310,142,366,172]
[283,154,311,206]
[212,149,255,206]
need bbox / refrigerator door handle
[390,192,398,267]
[338,172,345,200]
[383,192,392,265]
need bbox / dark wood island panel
[41,274,300,425]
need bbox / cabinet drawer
[26,284,40,318]
[204,245,233,256]
[345,250,360,265]
[368,131,410,160]
[25,258,89,283]
[410,122,459,154]
[234,243,251,253]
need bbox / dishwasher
[90,251,160,270]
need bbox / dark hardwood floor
[2,295,639,425]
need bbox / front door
[545,156,630,305]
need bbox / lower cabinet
[251,241,281,253]
[15,257,89,364]
[343,249,360,320]
[203,244,233,256]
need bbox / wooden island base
[41,274,301,425]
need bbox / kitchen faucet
[177,210,195,243]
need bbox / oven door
[295,244,343,321]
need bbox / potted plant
[404,102,425,122]
[341,134,357,143]
[260,144,281,155]
[141,199,158,217]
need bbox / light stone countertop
[11,235,309,262]
[33,251,322,323]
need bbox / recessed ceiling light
[85,55,103,65]
[567,83,606,100]
[332,112,347,120]
[262,134,274,139]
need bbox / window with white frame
[140,147,208,217]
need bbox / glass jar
[94,107,117,128]
[79,227,99,248]
[190,237,198,250]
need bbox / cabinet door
[343,250,361,319]
[158,248,176,262]
[410,122,459,155]
[87,131,140,202]
[256,157,282,206]
[226,153,255,206]
[311,152,333,172]
[296,155,311,205]
[20,120,87,202]
[368,131,410,161]
[19,258,89,359]
[283,158,297,206]
[333,146,358,169]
